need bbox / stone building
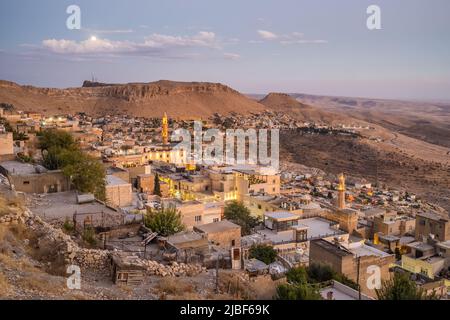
[161,199,223,229]
[415,212,450,242]
[325,208,359,234]
[0,160,69,193]
[105,175,132,208]
[0,131,14,160]
[373,211,415,237]
[137,173,154,193]
[194,219,241,249]
[309,238,394,297]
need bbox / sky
[0,0,449,100]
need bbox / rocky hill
[0,80,266,119]
[258,92,352,124]
[290,93,450,148]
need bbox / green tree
[38,130,106,200]
[249,244,277,265]
[42,146,65,170]
[82,226,97,246]
[276,283,322,300]
[376,272,436,300]
[307,263,336,283]
[0,117,13,132]
[38,129,77,152]
[0,103,14,111]
[153,173,162,196]
[62,153,106,200]
[13,131,29,141]
[224,201,260,235]
[286,266,309,284]
[144,206,185,236]
[394,247,402,261]
[307,263,358,289]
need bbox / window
[231,240,235,247]
[213,218,219,223]
[195,215,202,222]
[23,181,30,185]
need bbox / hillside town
[1,106,449,300]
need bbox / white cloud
[223,53,240,60]
[143,31,218,48]
[257,30,278,40]
[255,30,327,45]
[280,39,328,45]
[84,28,134,34]
[42,31,219,55]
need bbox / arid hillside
[290,93,450,148]
[258,93,351,124]
[280,130,450,212]
[0,80,266,119]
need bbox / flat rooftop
[0,161,41,175]
[259,217,345,244]
[407,241,434,252]
[320,281,374,300]
[106,174,130,186]
[362,208,386,218]
[265,211,299,221]
[297,217,344,238]
[28,191,119,220]
[167,231,205,245]
[311,239,353,257]
[347,242,392,258]
[437,240,450,250]
[195,220,240,234]
[417,212,449,222]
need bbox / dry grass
[0,195,24,217]
[0,253,40,274]
[0,273,12,297]
[17,273,66,295]
[218,272,254,299]
[156,277,195,297]
[65,292,89,300]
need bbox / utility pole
[356,256,362,300]
[375,151,379,188]
[215,254,221,294]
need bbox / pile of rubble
[0,213,25,224]
[73,249,110,271]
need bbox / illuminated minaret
[162,112,169,145]
[337,173,346,210]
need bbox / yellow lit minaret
[162,112,169,145]
[337,173,346,210]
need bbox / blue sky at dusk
[0,0,449,100]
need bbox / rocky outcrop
[0,79,265,118]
